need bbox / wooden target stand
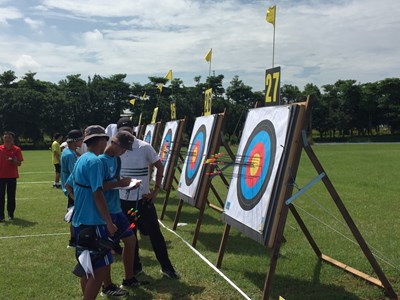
[153,122,162,151]
[158,118,187,220]
[172,111,235,247]
[216,98,397,300]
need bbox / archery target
[185,124,206,185]
[160,129,172,166]
[178,114,217,200]
[237,120,276,210]
[223,105,292,232]
[144,124,156,146]
[152,120,179,185]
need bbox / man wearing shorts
[60,129,83,247]
[65,125,125,299]
[100,130,141,292]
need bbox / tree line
[0,70,399,147]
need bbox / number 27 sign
[264,66,281,106]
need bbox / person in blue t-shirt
[100,130,141,291]
[60,129,83,248]
[65,125,126,299]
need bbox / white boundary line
[159,220,252,300]
[18,181,53,184]
[1,221,252,299]
[0,232,69,239]
[20,171,53,174]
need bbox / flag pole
[272,21,275,68]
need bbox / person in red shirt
[0,131,23,221]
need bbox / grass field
[0,144,399,299]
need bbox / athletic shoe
[161,267,180,279]
[100,283,128,298]
[120,277,139,289]
[67,239,76,248]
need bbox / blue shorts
[111,212,134,239]
[74,225,113,271]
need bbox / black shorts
[54,164,61,173]
[67,194,74,209]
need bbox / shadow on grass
[244,269,361,300]
[2,217,37,227]
[161,206,224,227]
[127,277,204,300]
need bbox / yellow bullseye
[192,148,198,163]
[249,154,261,176]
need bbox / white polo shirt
[119,138,159,201]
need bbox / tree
[281,84,302,103]
[376,78,400,134]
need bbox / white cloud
[0,6,22,25]
[24,17,44,31]
[0,0,399,90]
[14,54,41,69]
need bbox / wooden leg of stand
[216,224,231,268]
[263,234,284,300]
[192,204,205,248]
[172,199,183,231]
[303,144,397,299]
[160,188,171,220]
[289,204,322,257]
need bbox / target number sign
[265,66,281,105]
[204,88,212,116]
[170,102,176,120]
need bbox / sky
[0,0,399,92]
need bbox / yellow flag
[140,92,147,101]
[157,83,163,93]
[165,70,173,81]
[266,5,276,26]
[129,98,136,106]
[204,48,212,63]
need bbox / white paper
[114,179,142,190]
[78,250,94,279]
[64,206,74,223]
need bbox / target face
[222,105,292,233]
[178,114,217,201]
[144,131,152,144]
[237,120,276,210]
[160,129,172,166]
[185,125,206,185]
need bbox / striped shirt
[119,138,159,200]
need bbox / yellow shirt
[51,141,61,164]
